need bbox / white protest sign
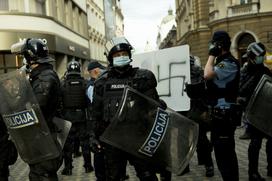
[132,45,191,111]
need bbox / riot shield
[0,70,60,164]
[52,117,72,149]
[100,86,199,174]
[245,74,272,137]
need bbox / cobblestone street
[9,128,272,181]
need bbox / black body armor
[93,66,159,136]
[60,74,88,123]
[62,74,87,109]
[29,63,60,130]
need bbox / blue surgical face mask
[113,56,131,67]
[255,56,265,64]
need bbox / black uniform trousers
[0,135,11,181]
[94,151,106,181]
[29,156,62,181]
[210,111,239,181]
[196,123,213,167]
[63,122,92,169]
[248,125,272,175]
[104,144,158,181]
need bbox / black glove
[159,99,167,110]
[208,42,221,56]
[89,135,102,153]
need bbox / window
[0,54,23,74]
[0,0,9,11]
[36,0,46,15]
[241,0,252,5]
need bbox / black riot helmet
[105,37,133,65]
[11,38,54,65]
[243,42,266,64]
[67,60,81,74]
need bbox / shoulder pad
[38,69,59,83]
[134,68,154,79]
[134,68,157,88]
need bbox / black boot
[249,172,266,181]
[205,166,214,177]
[61,167,72,176]
[85,166,94,173]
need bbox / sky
[121,0,175,53]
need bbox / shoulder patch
[217,63,225,69]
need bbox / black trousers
[29,155,62,181]
[196,123,213,167]
[94,151,106,181]
[211,115,239,181]
[63,122,92,169]
[0,134,17,181]
[248,125,272,174]
[104,144,158,181]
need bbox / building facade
[175,0,272,65]
[87,0,106,68]
[156,8,176,49]
[0,0,90,76]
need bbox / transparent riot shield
[0,70,60,164]
[100,86,199,174]
[52,117,72,149]
[245,74,272,137]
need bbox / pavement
[8,127,272,181]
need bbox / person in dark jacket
[239,42,272,181]
[185,55,214,177]
[91,37,160,181]
[86,61,107,181]
[18,38,62,181]
[60,60,93,175]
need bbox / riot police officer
[204,31,240,181]
[60,60,93,175]
[239,42,272,181]
[185,55,214,177]
[0,115,18,181]
[11,38,63,180]
[91,37,159,181]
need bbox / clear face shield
[105,37,132,55]
[247,43,266,64]
[11,39,27,55]
[11,40,32,73]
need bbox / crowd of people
[0,30,271,181]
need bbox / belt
[211,107,231,115]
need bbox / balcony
[227,2,259,17]
[209,10,219,21]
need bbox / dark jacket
[29,63,60,131]
[92,65,159,137]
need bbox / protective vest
[102,72,135,122]
[206,53,240,105]
[100,67,158,123]
[239,63,272,105]
[62,75,87,109]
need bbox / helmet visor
[11,39,27,54]
[105,37,132,55]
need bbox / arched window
[237,33,255,63]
